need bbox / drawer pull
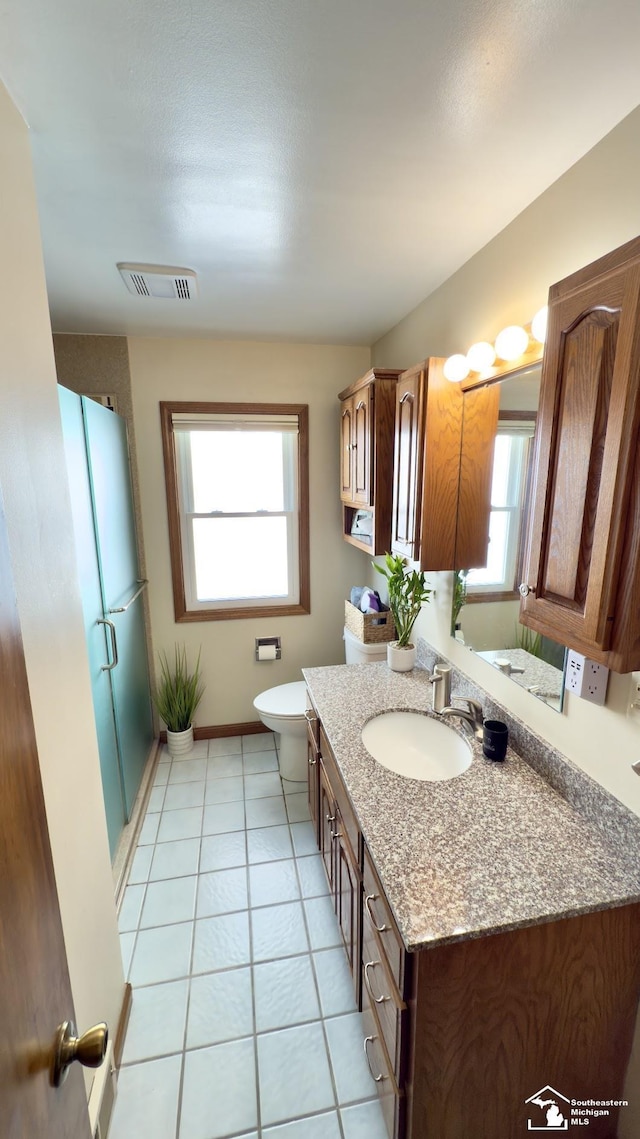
[331,830,342,841]
[364,961,389,1005]
[326,813,336,823]
[365,893,390,933]
[308,755,317,766]
[304,709,316,723]
[363,1036,385,1083]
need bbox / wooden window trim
[160,401,310,622]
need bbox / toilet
[254,628,387,783]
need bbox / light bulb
[443,354,470,383]
[494,325,529,361]
[531,305,548,344]
[466,341,496,372]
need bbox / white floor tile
[241,732,275,752]
[340,1100,389,1139]
[247,825,293,864]
[263,1112,342,1138]
[251,901,309,962]
[243,749,279,775]
[108,1054,181,1139]
[196,867,248,917]
[209,736,242,757]
[147,785,166,813]
[119,931,136,979]
[313,949,358,1017]
[296,854,330,899]
[149,837,201,882]
[204,774,244,804]
[140,876,197,928]
[303,896,342,951]
[167,757,208,784]
[157,807,203,844]
[200,831,247,872]
[180,1037,257,1139]
[129,922,193,986]
[128,845,153,885]
[153,763,171,787]
[177,739,209,758]
[290,821,319,857]
[257,1022,335,1126]
[118,884,146,932]
[203,800,245,835]
[207,755,243,779]
[285,792,311,823]
[192,911,251,973]
[121,979,189,1065]
[163,781,206,811]
[281,778,304,796]
[245,796,288,829]
[244,771,284,799]
[138,813,161,845]
[249,859,300,908]
[253,954,320,1033]
[186,967,253,1049]
[325,1013,380,1104]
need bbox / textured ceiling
[1,0,640,343]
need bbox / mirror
[451,362,567,712]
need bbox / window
[466,420,535,599]
[161,402,310,621]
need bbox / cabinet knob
[519,582,535,598]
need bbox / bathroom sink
[361,711,472,782]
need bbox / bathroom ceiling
[1,0,640,343]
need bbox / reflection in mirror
[451,364,567,712]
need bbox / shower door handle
[97,618,119,671]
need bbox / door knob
[51,1020,108,1088]
[519,582,535,597]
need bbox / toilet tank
[343,626,388,664]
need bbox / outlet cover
[564,650,609,705]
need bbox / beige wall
[373,105,640,818]
[128,337,371,726]
[0,84,123,1107]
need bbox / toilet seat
[253,680,307,720]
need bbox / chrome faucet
[440,698,484,741]
[428,663,452,713]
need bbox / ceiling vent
[117,263,198,300]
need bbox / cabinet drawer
[319,726,359,863]
[363,845,409,998]
[361,985,403,1139]
[362,907,407,1082]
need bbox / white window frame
[161,402,310,622]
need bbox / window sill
[175,601,311,622]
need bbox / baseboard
[113,982,133,1069]
[159,720,270,743]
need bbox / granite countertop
[302,661,640,952]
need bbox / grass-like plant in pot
[373,553,431,672]
[154,644,205,757]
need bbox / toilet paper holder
[255,636,281,662]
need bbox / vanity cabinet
[339,369,401,555]
[390,358,484,569]
[520,235,640,671]
[306,691,640,1139]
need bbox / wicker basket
[344,600,396,644]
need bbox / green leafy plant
[373,553,431,648]
[153,644,205,732]
[451,569,469,632]
[514,624,542,657]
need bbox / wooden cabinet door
[520,241,640,659]
[391,367,425,560]
[307,728,319,843]
[335,819,361,998]
[353,387,373,505]
[318,759,336,893]
[340,396,354,503]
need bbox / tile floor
[110,733,388,1139]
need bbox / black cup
[483,719,508,761]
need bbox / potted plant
[154,644,204,757]
[373,553,431,672]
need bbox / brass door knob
[51,1020,108,1088]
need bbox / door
[391,366,425,560]
[353,388,372,505]
[340,396,354,501]
[82,396,154,819]
[0,493,91,1139]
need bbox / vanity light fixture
[443,354,471,383]
[494,324,529,361]
[443,305,546,381]
[466,341,496,372]
[531,305,549,343]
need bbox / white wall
[128,337,371,726]
[0,82,124,1102]
[373,104,640,819]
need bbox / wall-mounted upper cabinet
[339,368,401,554]
[391,358,482,570]
[520,235,640,672]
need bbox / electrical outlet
[564,650,609,705]
[628,672,640,718]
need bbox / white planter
[386,641,417,672]
[166,725,194,757]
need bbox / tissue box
[344,600,396,644]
